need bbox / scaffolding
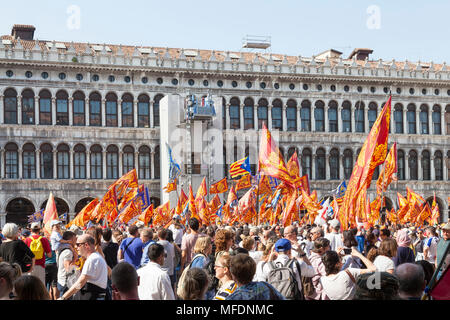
[242,35,271,52]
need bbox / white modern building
[0,25,448,226]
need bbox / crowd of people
[0,213,449,300]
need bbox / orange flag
[163,179,177,193]
[235,174,252,191]
[67,198,99,228]
[416,203,432,227]
[208,194,222,215]
[188,185,198,220]
[258,123,294,187]
[43,192,58,237]
[257,175,272,196]
[138,204,154,226]
[209,178,228,194]
[227,186,238,205]
[406,187,425,207]
[340,96,392,229]
[118,168,139,188]
[118,200,140,224]
[195,177,208,201]
[94,188,118,222]
[118,188,138,211]
[376,142,397,195]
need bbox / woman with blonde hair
[190,236,212,268]
[253,237,278,281]
[177,268,209,300]
[213,252,237,300]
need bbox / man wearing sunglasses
[58,234,108,300]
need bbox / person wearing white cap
[168,214,184,247]
[50,220,71,256]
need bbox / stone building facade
[0,25,448,226]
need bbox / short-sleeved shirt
[225,281,285,300]
[181,232,205,266]
[424,237,439,263]
[320,268,361,300]
[57,248,77,287]
[81,251,108,289]
[50,231,63,252]
[373,255,395,272]
[23,234,52,267]
[101,241,119,269]
[0,240,35,273]
[119,237,143,269]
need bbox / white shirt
[424,237,439,263]
[57,248,76,286]
[320,268,361,300]
[373,255,395,272]
[157,240,175,276]
[137,262,175,300]
[325,232,344,252]
[168,225,184,246]
[81,252,108,289]
[249,250,263,264]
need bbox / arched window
[154,145,160,179]
[446,105,450,135]
[368,102,378,131]
[329,148,339,180]
[138,94,150,128]
[342,101,351,133]
[422,150,431,180]
[5,143,18,179]
[122,93,134,127]
[74,144,86,179]
[272,99,283,130]
[138,146,151,179]
[419,104,429,134]
[394,103,403,134]
[73,91,85,126]
[23,143,36,179]
[409,150,418,180]
[4,88,18,124]
[301,148,312,178]
[434,151,443,181]
[56,91,69,125]
[243,97,254,130]
[39,90,52,125]
[123,145,135,174]
[314,100,324,132]
[153,94,164,127]
[315,148,326,180]
[106,145,119,179]
[287,100,297,131]
[257,98,268,129]
[229,97,240,129]
[432,105,441,135]
[106,93,118,127]
[90,145,103,179]
[300,100,311,132]
[40,143,53,179]
[328,101,338,132]
[397,150,405,180]
[22,89,35,125]
[407,104,416,134]
[343,149,353,179]
[57,144,70,179]
[355,101,365,133]
[89,92,102,126]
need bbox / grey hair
[2,223,19,239]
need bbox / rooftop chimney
[11,24,36,40]
[348,48,373,61]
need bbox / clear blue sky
[1,0,449,63]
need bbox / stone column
[118,151,123,177]
[134,151,139,177]
[68,97,73,126]
[133,100,138,128]
[268,105,273,130]
[69,150,74,179]
[418,153,423,181]
[86,151,91,179]
[311,104,316,132]
[51,97,56,125]
[324,105,329,133]
[350,103,355,133]
[240,104,244,130]
[53,150,57,179]
[297,106,301,132]
[441,108,445,135]
[431,154,435,180]
[311,154,316,180]
[36,150,40,179]
[150,101,154,128]
[415,109,420,134]
[339,154,344,181]
[0,148,4,178]
[428,109,433,135]
[225,104,230,130]
[101,99,106,127]
[85,98,90,125]
[0,213,6,228]
[364,104,369,133]
[405,152,410,180]
[0,95,3,124]
[403,109,408,134]
[118,99,123,128]
[103,150,107,179]
[338,106,343,133]
[34,96,39,125]
[17,98,22,124]
[18,148,23,179]
[325,153,330,180]
[282,105,287,132]
[150,151,155,179]
[253,104,258,130]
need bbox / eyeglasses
[75,242,86,247]
[214,265,226,269]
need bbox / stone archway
[6,198,35,227]
[75,197,95,214]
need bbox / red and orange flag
[209,177,228,194]
[67,198,99,228]
[258,123,294,187]
[118,200,140,224]
[376,142,397,195]
[188,185,198,220]
[93,187,118,223]
[43,192,59,237]
[195,177,208,201]
[138,204,154,226]
[235,174,252,191]
[339,96,392,229]
[163,179,177,193]
[227,185,238,205]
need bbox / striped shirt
[213,282,237,300]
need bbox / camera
[343,248,352,255]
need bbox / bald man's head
[395,263,425,299]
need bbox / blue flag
[166,142,181,182]
[334,181,347,198]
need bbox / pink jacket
[308,251,329,300]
